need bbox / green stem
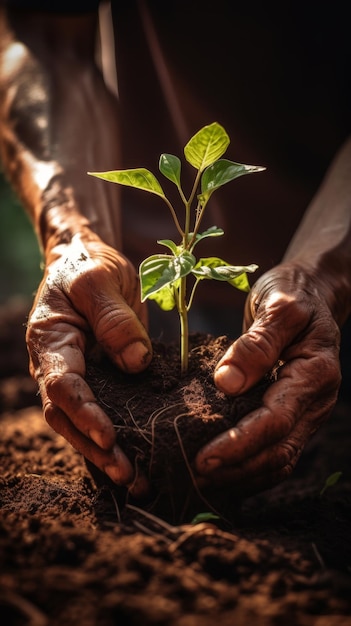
[178,275,188,376]
[188,199,209,249]
[163,196,184,238]
[187,168,202,210]
[187,277,200,311]
[184,169,203,247]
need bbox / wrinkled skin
[27,238,342,500]
[26,233,152,494]
[195,263,342,496]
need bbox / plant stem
[187,277,201,311]
[187,168,202,214]
[163,196,184,238]
[188,199,209,249]
[178,168,204,373]
[178,275,188,375]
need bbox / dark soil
[1,299,351,626]
[85,333,272,523]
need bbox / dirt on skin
[1,300,351,626]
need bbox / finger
[92,295,152,374]
[214,290,312,395]
[53,399,149,497]
[70,271,152,374]
[196,351,338,475]
[44,368,116,450]
[196,428,304,494]
[42,396,134,485]
[28,309,118,449]
[41,379,150,496]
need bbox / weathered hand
[195,263,341,496]
[26,232,152,495]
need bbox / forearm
[0,8,122,258]
[284,137,351,326]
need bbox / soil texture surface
[1,300,351,626]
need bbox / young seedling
[88,122,265,375]
[320,471,343,497]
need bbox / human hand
[26,231,152,496]
[195,262,341,496]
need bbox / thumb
[91,295,152,374]
[214,322,282,395]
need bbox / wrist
[279,258,351,328]
[310,254,351,328]
[38,176,101,258]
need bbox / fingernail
[105,464,123,484]
[89,429,104,448]
[119,341,151,372]
[204,456,223,471]
[215,364,246,394]
[106,445,134,484]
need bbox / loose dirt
[1,301,350,626]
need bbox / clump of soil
[86,333,272,523]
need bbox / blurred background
[0,169,42,305]
[0,168,43,407]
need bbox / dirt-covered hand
[194,263,341,495]
[26,232,152,495]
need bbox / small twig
[132,520,173,544]
[24,473,42,478]
[311,542,326,570]
[169,523,237,553]
[125,503,178,535]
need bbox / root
[125,396,153,445]
[148,402,184,478]
[173,413,231,526]
[125,503,179,537]
[108,488,121,524]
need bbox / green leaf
[199,159,266,204]
[88,168,165,197]
[230,272,255,293]
[157,239,180,255]
[148,285,177,311]
[159,154,181,189]
[192,258,258,292]
[184,122,229,172]
[320,471,343,496]
[190,226,224,250]
[191,512,220,525]
[139,251,196,301]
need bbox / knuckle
[258,286,309,325]
[45,372,81,404]
[45,372,66,403]
[235,326,279,366]
[275,463,295,482]
[274,404,297,439]
[43,400,60,430]
[275,439,300,471]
